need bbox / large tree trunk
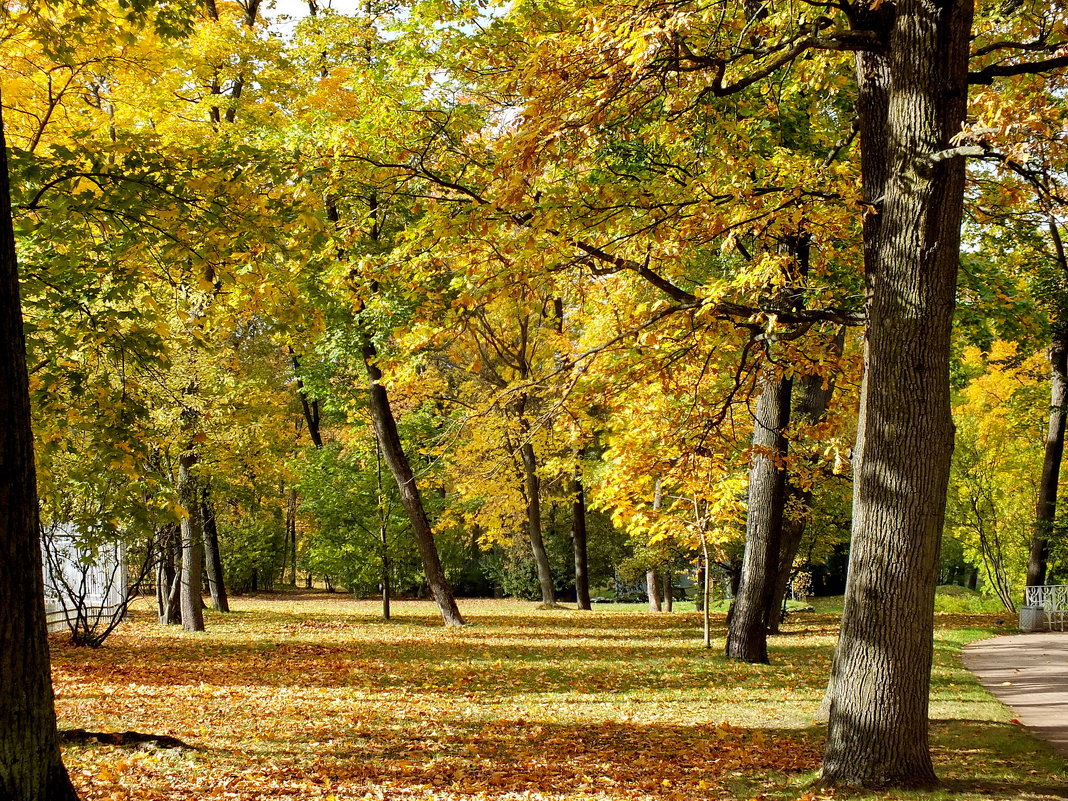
[201,493,230,612]
[178,451,205,632]
[768,368,838,633]
[362,342,464,626]
[726,372,792,663]
[1027,327,1068,588]
[646,569,661,611]
[0,99,80,801]
[572,474,592,610]
[820,0,971,787]
[520,440,556,607]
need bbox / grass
[51,594,1066,801]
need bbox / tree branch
[969,54,1068,84]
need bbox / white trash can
[1019,605,1045,632]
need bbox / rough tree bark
[201,492,230,613]
[178,450,205,632]
[726,371,793,662]
[0,98,80,801]
[572,474,592,610]
[1028,327,1068,588]
[361,341,464,626]
[820,0,971,787]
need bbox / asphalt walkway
[962,631,1068,758]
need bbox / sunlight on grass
[51,595,1066,801]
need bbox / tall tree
[362,340,465,626]
[726,370,792,662]
[0,95,80,801]
[819,0,970,785]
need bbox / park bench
[1023,585,1068,632]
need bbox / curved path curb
[962,631,1068,758]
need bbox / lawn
[51,595,1067,801]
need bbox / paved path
[962,631,1068,757]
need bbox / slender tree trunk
[820,0,971,787]
[156,523,178,624]
[701,537,712,649]
[167,534,183,622]
[726,372,793,663]
[572,475,592,610]
[646,569,662,612]
[695,566,705,612]
[381,519,391,621]
[201,494,229,613]
[661,571,674,612]
[648,480,663,612]
[361,342,464,626]
[290,521,298,587]
[1028,327,1068,588]
[291,353,324,448]
[768,368,837,633]
[0,99,80,800]
[519,440,556,607]
[283,487,298,586]
[178,451,205,632]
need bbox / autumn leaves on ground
[50,596,1064,801]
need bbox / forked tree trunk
[726,372,792,663]
[0,100,80,800]
[820,0,971,787]
[520,440,556,607]
[201,494,229,612]
[167,533,183,622]
[362,342,464,626]
[291,352,324,448]
[768,368,837,633]
[1028,327,1068,588]
[661,571,674,612]
[178,451,205,632]
[572,475,592,610]
[156,523,182,625]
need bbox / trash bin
[1019,605,1045,632]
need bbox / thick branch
[969,54,1068,84]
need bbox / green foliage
[295,441,423,596]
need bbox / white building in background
[41,525,127,634]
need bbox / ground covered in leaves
[51,595,1067,801]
